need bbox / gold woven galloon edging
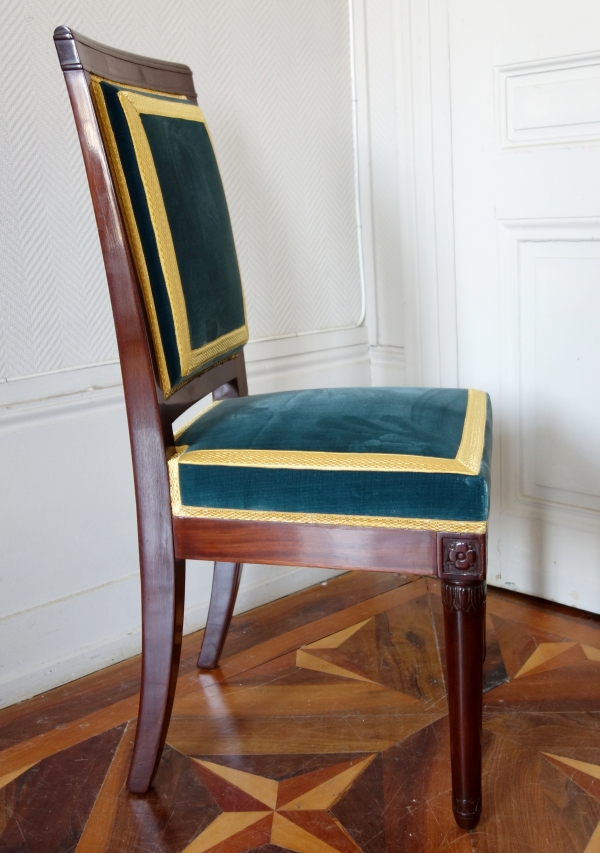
[118,90,249,378]
[172,505,486,534]
[176,388,488,475]
[167,448,486,533]
[90,76,249,398]
[91,76,172,396]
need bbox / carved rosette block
[437,535,486,583]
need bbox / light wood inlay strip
[193,759,278,809]
[75,722,134,852]
[167,712,444,756]
[486,596,600,649]
[0,697,138,779]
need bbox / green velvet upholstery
[91,78,248,397]
[171,387,492,531]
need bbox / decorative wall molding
[0,384,124,436]
[499,217,600,534]
[0,360,121,405]
[390,0,458,387]
[369,345,405,387]
[362,0,401,351]
[0,326,371,436]
[497,51,600,149]
[245,324,367,369]
[249,341,370,392]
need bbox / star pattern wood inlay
[185,757,375,853]
[1,573,600,852]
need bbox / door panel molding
[499,217,600,534]
[497,51,600,150]
[391,0,458,387]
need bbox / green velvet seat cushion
[170,387,492,530]
[91,78,248,398]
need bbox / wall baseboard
[0,562,343,710]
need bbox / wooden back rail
[54,26,486,830]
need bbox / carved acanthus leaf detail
[442,582,486,612]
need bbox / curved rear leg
[198,562,242,669]
[127,557,185,793]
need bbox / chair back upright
[54,26,249,578]
[54,26,249,454]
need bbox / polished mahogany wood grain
[158,351,248,443]
[173,517,438,574]
[54,25,196,96]
[54,27,193,795]
[438,534,486,829]
[129,558,186,792]
[443,587,485,829]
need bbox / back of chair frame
[54,24,249,544]
[54,26,249,418]
[54,30,249,789]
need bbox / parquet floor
[1,572,600,853]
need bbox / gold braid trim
[455,388,488,473]
[175,389,488,475]
[167,447,486,533]
[179,449,472,474]
[177,507,486,532]
[91,76,172,395]
[117,90,248,377]
[90,76,249,398]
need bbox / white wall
[0,1,366,376]
[382,0,600,614]
[0,0,408,707]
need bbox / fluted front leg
[438,535,487,830]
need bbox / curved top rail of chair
[53,26,197,98]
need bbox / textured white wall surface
[0,0,362,381]
[0,0,410,707]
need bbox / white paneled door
[440,1,600,610]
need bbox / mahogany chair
[54,26,491,831]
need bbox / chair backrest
[54,27,249,434]
[54,26,249,568]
